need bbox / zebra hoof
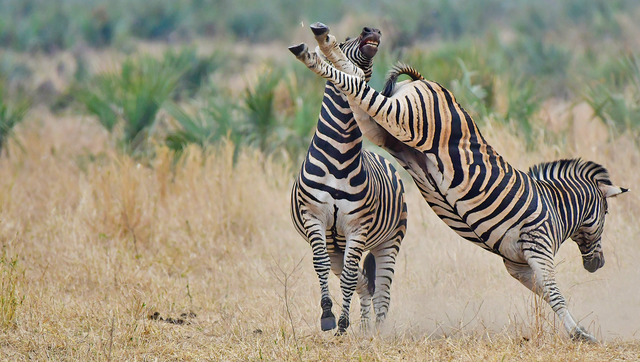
[310,22,330,37]
[336,315,349,335]
[570,326,598,343]
[288,43,308,57]
[321,315,336,331]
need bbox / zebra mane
[527,158,613,186]
[382,62,425,97]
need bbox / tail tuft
[381,62,425,97]
[363,252,376,296]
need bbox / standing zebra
[290,24,408,334]
[289,28,629,342]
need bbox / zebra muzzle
[582,253,604,273]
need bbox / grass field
[0,100,639,361]
[0,1,640,359]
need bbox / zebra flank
[290,29,628,342]
[290,24,407,335]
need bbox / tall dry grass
[0,104,639,361]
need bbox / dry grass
[0,103,639,361]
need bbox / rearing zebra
[289,27,628,342]
[290,24,407,334]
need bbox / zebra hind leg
[371,236,402,326]
[356,252,376,332]
[335,237,368,335]
[331,251,375,334]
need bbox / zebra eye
[345,37,351,41]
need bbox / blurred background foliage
[0,0,639,159]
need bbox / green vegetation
[0,251,22,329]
[585,54,640,136]
[0,76,31,156]
[1,0,639,159]
[78,53,188,153]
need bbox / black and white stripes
[289,28,628,342]
[290,25,407,334]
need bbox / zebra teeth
[365,41,379,47]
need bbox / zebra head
[571,164,629,273]
[338,26,381,82]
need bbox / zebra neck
[535,179,591,240]
[312,82,364,155]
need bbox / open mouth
[363,39,379,48]
[359,35,381,57]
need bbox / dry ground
[0,102,639,361]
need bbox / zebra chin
[582,253,604,273]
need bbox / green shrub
[503,77,544,147]
[165,97,241,154]
[129,0,186,40]
[241,68,283,152]
[0,77,31,156]
[166,48,225,101]
[78,52,190,153]
[281,67,324,159]
[585,54,640,134]
[450,59,491,120]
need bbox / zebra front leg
[309,22,366,80]
[308,23,391,149]
[302,217,336,331]
[288,43,414,145]
[504,258,597,343]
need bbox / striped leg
[505,251,597,342]
[330,252,374,332]
[370,236,402,324]
[301,217,336,330]
[310,22,365,80]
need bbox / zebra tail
[381,62,425,97]
[363,252,376,296]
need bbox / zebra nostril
[363,27,372,33]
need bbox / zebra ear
[599,183,629,198]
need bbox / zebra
[290,24,408,335]
[288,26,629,342]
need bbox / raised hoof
[310,22,330,37]
[288,43,308,57]
[570,326,598,343]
